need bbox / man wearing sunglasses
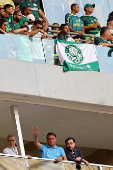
[3,134,18,155]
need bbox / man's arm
[84,23,98,30]
[33,126,42,150]
[38,9,49,31]
[55,148,67,163]
[28,29,45,37]
[99,43,113,47]
[55,155,67,163]
[81,159,89,166]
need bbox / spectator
[27,13,35,31]
[33,126,67,162]
[3,134,18,155]
[20,6,32,26]
[14,2,20,11]
[0,19,8,33]
[64,137,89,166]
[65,4,84,36]
[107,18,113,34]
[0,6,6,19]
[0,0,15,9]
[3,134,32,168]
[20,0,48,31]
[4,4,14,32]
[81,4,101,36]
[19,24,29,35]
[49,23,59,38]
[94,27,113,47]
[108,11,113,20]
[57,31,68,40]
[32,19,51,38]
[10,11,22,30]
[59,24,80,42]
[21,5,32,17]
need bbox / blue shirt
[40,144,65,159]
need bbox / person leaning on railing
[58,24,81,42]
[94,27,113,47]
[64,137,89,168]
[33,126,67,163]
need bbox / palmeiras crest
[65,45,83,64]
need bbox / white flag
[56,40,99,71]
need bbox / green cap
[84,3,95,11]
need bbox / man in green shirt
[81,3,101,36]
[65,3,84,36]
[94,27,113,47]
[20,0,48,31]
[10,11,22,30]
[4,4,14,32]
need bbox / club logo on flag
[65,45,83,64]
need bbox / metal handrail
[48,25,96,38]
[0,153,113,168]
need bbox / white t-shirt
[3,147,18,155]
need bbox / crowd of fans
[0,1,113,46]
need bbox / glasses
[8,140,15,142]
[4,24,8,26]
[37,26,42,29]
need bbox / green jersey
[94,37,107,45]
[18,16,27,26]
[10,22,20,30]
[65,13,83,32]
[20,0,41,19]
[5,15,13,32]
[81,15,100,35]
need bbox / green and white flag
[56,40,99,71]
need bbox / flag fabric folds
[56,40,99,71]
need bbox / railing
[48,24,96,38]
[0,153,113,170]
[0,34,113,73]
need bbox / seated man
[81,4,101,36]
[94,27,113,47]
[0,0,15,9]
[64,137,89,166]
[65,3,84,36]
[3,134,18,155]
[20,0,48,31]
[4,4,14,32]
[33,126,67,162]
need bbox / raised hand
[33,126,39,136]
